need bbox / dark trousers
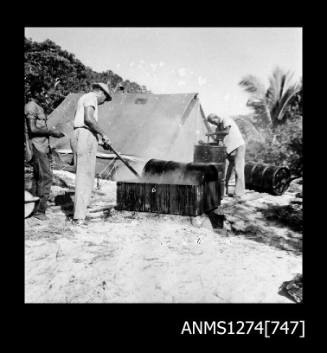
[31,146,53,214]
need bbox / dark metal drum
[193,144,226,164]
[142,159,219,185]
[244,163,291,195]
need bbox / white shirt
[221,116,245,154]
[73,92,98,128]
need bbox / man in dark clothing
[25,97,65,220]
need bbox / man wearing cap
[25,93,65,220]
[70,82,112,225]
[207,113,246,198]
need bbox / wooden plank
[169,184,176,215]
[192,185,201,216]
[88,206,114,213]
[197,184,204,215]
[116,182,123,210]
[204,181,220,212]
[144,183,152,213]
[184,185,191,216]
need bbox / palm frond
[239,75,271,126]
[240,68,300,128]
[266,67,299,124]
[247,98,272,126]
[239,75,266,97]
[233,115,265,143]
[267,67,292,106]
[275,84,301,122]
[267,69,282,108]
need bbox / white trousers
[225,144,246,196]
[70,128,98,220]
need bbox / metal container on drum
[193,144,226,174]
[193,144,226,163]
[193,144,226,197]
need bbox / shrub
[245,118,302,177]
[262,203,303,232]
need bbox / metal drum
[193,144,226,174]
[193,144,226,163]
[245,163,291,195]
[25,190,39,218]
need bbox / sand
[24,171,302,303]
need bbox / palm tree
[239,67,301,129]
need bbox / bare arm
[84,106,110,143]
[221,126,231,133]
[207,116,231,132]
[27,116,63,138]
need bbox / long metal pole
[104,143,141,178]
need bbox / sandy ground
[25,171,302,303]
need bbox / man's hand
[102,134,111,145]
[102,143,112,151]
[100,135,111,150]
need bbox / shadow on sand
[54,192,74,218]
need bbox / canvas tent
[47,92,209,179]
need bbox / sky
[25,27,302,117]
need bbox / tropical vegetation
[238,67,302,177]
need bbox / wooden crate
[116,181,220,216]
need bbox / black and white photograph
[24,27,303,304]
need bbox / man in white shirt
[207,113,246,198]
[70,82,112,225]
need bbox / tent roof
[48,92,207,159]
